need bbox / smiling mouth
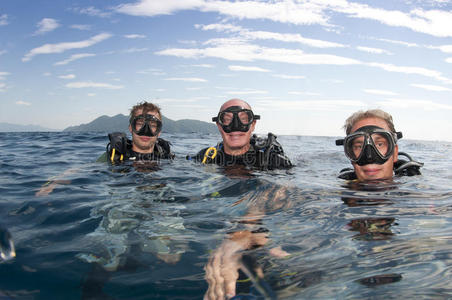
[364,168,380,175]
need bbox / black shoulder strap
[155,138,175,159]
[107,132,131,163]
[338,168,357,180]
[337,152,423,179]
[251,133,292,169]
[394,152,423,176]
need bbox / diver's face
[129,109,161,153]
[217,100,256,155]
[350,117,398,181]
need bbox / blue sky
[1,0,452,141]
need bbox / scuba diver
[98,101,174,164]
[335,109,423,181]
[36,102,174,196]
[190,98,292,170]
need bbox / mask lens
[371,133,390,157]
[345,134,365,161]
[238,111,252,125]
[134,117,145,131]
[219,112,234,125]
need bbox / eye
[221,113,233,124]
[238,112,250,123]
[135,119,145,127]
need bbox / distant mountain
[0,122,56,132]
[63,114,218,134]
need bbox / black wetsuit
[105,132,174,163]
[192,133,292,170]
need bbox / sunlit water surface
[0,132,451,299]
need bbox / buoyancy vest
[106,132,174,163]
[192,133,292,170]
[338,152,423,180]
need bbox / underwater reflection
[347,217,396,241]
[357,273,403,286]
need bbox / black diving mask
[336,125,402,166]
[212,106,260,133]
[130,114,162,137]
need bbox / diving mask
[130,114,162,137]
[336,125,402,166]
[212,106,260,133]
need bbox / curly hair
[129,101,162,123]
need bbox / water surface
[0,132,451,299]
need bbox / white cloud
[288,91,321,96]
[0,71,10,80]
[73,6,112,18]
[87,93,96,97]
[199,23,346,48]
[71,24,92,31]
[0,14,8,26]
[116,1,452,37]
[0,82,6,91]
[366,62,452,84]
[123,47,148,53]
[124,34,146,39]
[65,81,124,89]
[429,44,452,53]
[363,89,398,96]
[34,18,60,35]
[115,0,205,16]
[156,38,452,84]
[23,33,112,62]
[226,89,268,95]
[192,64,214,68]
[16,100,31,106]
[228,65,270,72]
[54,53,96,66]
[411,83,451,91]
[165,77,207,82]
[335,2,452,37]
[42,72,52,76]
[372,38,420,48]
[156,40,361,65]
[256,99,366,111]
[378,98,452,110]
[0,50,6,56]
[116,0,328,25]
[137,68,166,75]
[357,46,392,55]
[59,74,76,80]
[273,74,306,79]
[446,57,452,63]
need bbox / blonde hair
[344,109,396,135]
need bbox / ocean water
[0,131,451,299]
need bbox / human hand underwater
[204,230,269,300]
[35,168,79,197]
[35,179,71,197]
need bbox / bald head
[220,98,251,112]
